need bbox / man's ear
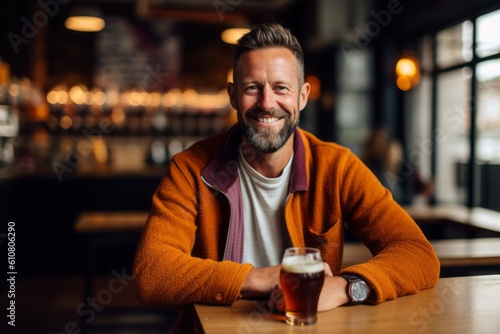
[299,82,310,111]
[227,82,238,110]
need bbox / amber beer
[280,247,325,325]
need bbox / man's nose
[257,86,276,111]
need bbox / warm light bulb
[221,28,250,45]
[47,91,58,104]
[65,16,105,32]
[396,76,412,91]
[60,116,73,129]
[396,58,417,77]
[395,54,420,91]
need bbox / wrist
[240,266,279,298]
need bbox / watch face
[352,281,369,301]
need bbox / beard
[239,107,299,153]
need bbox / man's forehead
[237,47,297,63]
[235,48,299,76]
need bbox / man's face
[228,47,310,153]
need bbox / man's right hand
[240,265,281,298]
[267,262,337,312]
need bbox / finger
[275,294,285,312]
[267,285,281,309]
[323,262,334,276]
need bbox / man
[133,23,439,316]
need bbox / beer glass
[279,247,325,326]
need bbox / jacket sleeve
[339,153,440,303]
[133,155,253,309]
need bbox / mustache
[246,107,288,118]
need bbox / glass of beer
[279,247,325,326]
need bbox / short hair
[233,23,305,84]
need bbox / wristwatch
[340,274,370,305]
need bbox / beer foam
[281,255,324,273]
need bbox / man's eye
[275,86,288,92]
[246,86,259,92]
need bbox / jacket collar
[201,124,308,193]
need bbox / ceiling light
[221,28,250,45]
[395,53,420,91]
[395,58,417,77]
[65,7,105,32]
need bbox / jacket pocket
[304,219,343,272]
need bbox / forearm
[134,206,252,308]
[341,238,439,304]
[134,245,253,308]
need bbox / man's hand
[267,263,349,312]
[315,275,350,311]
[240,265,281,298]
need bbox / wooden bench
[343,238,500,269]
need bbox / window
[476,10,500,58]
[335,48,373,155]
[435,69,470,204]
[436,21,472,68]
[476,60,500,161]
[406,8,500,210]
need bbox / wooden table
[74,211,150,233]
[194,275,500,333]
[404,204,500,234]
[72,204,500,235]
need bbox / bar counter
[0,154,166,276]
[194,274,500,333]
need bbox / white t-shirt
[238,149,293,267]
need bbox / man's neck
[241,134,294,178]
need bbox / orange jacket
[133,126,440,309]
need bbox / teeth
[258,117,279,123]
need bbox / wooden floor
[2,274,178,333]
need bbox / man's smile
[257,116,282,124]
